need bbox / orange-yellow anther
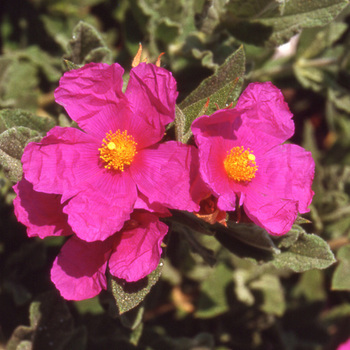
[224,146,258,182]
[132,43,143,68]
[99,130,137,171]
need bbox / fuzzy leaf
[67,21,112,64]
[110,260,164,314]
[0,109,54,182]
[179,46,245,137]
[0,109,55,134]
[216,224,335,272]
[272,232,336,272]
[331,245,350,290]
[224,0,350,47]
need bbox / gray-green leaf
[110,260,164,314]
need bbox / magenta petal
[51,236,111,300]
[191,109,242,140]
[337,339,350,350]
[131,142,199,212]
[235,82,295,145]
[54,63,127,138]
[125,63,178,128]
[134,192,171,216]
[13,179,73,238]
[193,133,237,211]
[63,170,137,242]
[109,212,168,282]
[248,144,315,214]
[22,126,101,199]
[244,193,299,235]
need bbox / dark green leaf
[225,0,284,19]
[7,292,80,350]
[224,0,349,47]
[110,260,164,314]
[67,21,112,65]
[120,304,144,330]
[179,46,245,139]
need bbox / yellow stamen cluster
[99,130,137,171]
[223,146,258,182]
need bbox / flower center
[99,130,137,171]
[223,146,258,182]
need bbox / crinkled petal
[125,63,178,128]
[134,192,171,216]
[64,170,137,242]
[22,126,101,200]
[244,193,298,235]
[54,63,127,139]
[193,132,237,211]
[51,236,111,300]
[109,212,168,281]
[130,142,199,211]
[13,179,73,238]
[235,82,295,145]
[191,109,242,140]
[189,146,211,206]
[246,143,315,214]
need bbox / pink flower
[338,339,350,350]
[20,62,198,242]
[191,82,315,235]
[14,178,168,300]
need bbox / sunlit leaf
[110,260,164,314]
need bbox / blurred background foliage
[1,0,350,349]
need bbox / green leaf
[63,59,82,71]
[250,274,286,316]
[215,222,280,263]
[272,232,336,272]
[292,269,327,301]
[67,21,112,65]
[225,0,285,19]
[296,22,348,60]
[216,224,335,272]
[0,109,55,134]
[321,303,350,325]
[331,245,350,290]
[0,109,55,182]
[274,225,301,249]
[224,0,350,47]
[328,86,350,114]
[195,263,232,318]
[120,304,144,330]
[178,46,245,139]
[0,59,39,110]
[110,260,164,314]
